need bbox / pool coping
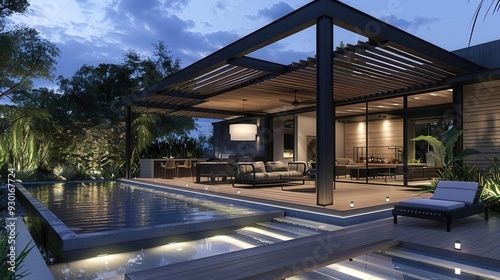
[16,182,284,262]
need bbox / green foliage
[0,0,30,18]
[53,164,76,180]
[0,25,60,98]
[12,169,38,182]
[413,129,481,192]
[480,157,500,204]
[411,128,480,168]
[428,163,480,190]
[0,106,55,172]
[0,231,33,279]
[469,0,500,46]
[100,165,123,179]
[0,40,200,177]
[53,164,90,180]
[1,1,59,98]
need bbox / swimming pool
[25,181,258,233]
[17,181,284,262]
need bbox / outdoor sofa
[393,180,488,232]
[232,161,307,188]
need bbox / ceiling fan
[279,90,315,107]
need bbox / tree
[469,0,500,45]
[0,0,60,98]
[0,0,29,18]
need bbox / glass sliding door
[367,98,404,184]
[406,90,452,185]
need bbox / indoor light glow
[229,124,257,141]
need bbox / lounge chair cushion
[398,198,465,211]
[430,181,479,205]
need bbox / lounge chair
[393,181,488,232]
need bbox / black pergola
[121,0,485,206]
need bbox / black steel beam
[227,56,288,74]
[125,106,131,179]
[316,15,334,206]
[133,101,264,117]
[120,0,323,108]
[320,0,485,74]
[155,90,206,100]
[453,85,464,155]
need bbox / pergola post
[316,15,334,206]
[452,85,464,155]
[125,105,131,179]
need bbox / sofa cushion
[244,172,281,181]
[336,158,351,165]
[274,170,304,178]
[266,161,289,172]
[398,198,465,211]
[251,161,267,173]
[237,161,266,174]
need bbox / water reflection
[27,181,256,233]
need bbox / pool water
[48,216,500,280]
[26,181,257,233]
[49,218,324,279]
[293,246,500,279]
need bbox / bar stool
[161,159,177,178]
[177,159,192,178]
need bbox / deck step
[125,232,399,280]
[255,221,322,238]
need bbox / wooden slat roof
[120,0,485,120]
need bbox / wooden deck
[131,177,432,214]
[125,210,498,279]
[123,178,498,279]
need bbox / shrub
[53,164,76,180]
[12,170,39,182]
[0,231,33,279]
[101,166,123,179]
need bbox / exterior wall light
[385,196,390,202]
[454,240,461,250]
[349,201,354,208]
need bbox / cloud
[247,2,294,21]
[380,15,439,33]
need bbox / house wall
[344,118,404,163]
[296,114,345,162]
[296,114,316,162]
[463,80,500,169]
[272,116,287,161]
